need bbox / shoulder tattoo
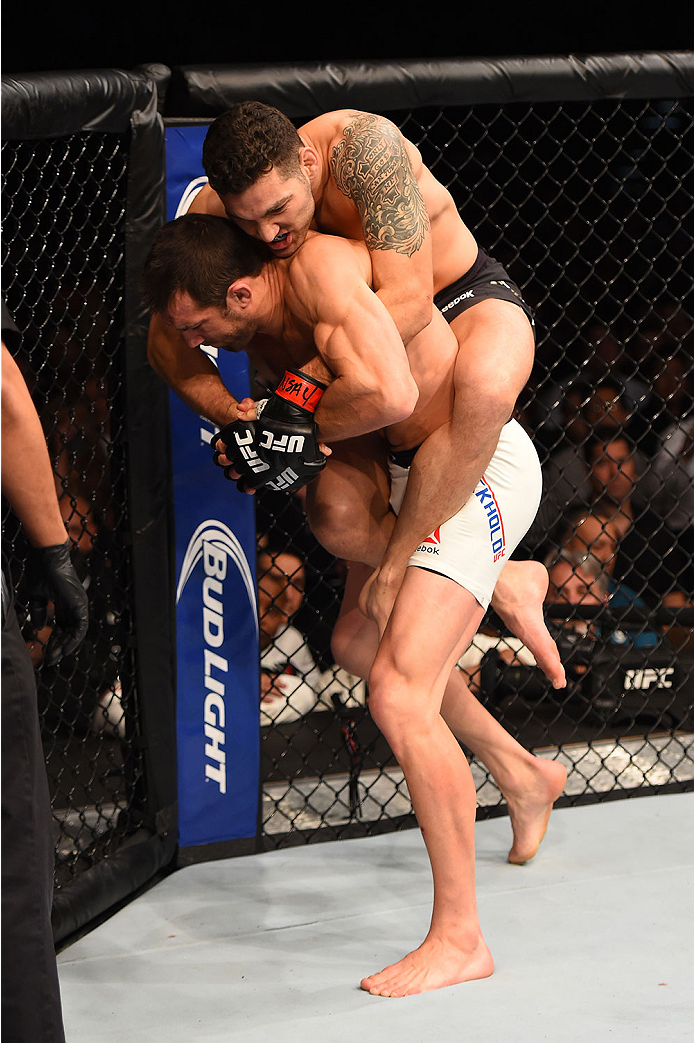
[330,113,430,256]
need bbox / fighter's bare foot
[506,756,567,865]
[492,560,566,689]
[360,933,494,998]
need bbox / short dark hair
[140,213,268,313]
[202,101,303,196]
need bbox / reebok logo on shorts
[416,526,441,554]
[475,477,506,562]
[440,289,474,314]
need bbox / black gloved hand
[215,419,273,492]
[26,539,89,667]
[253,368,328,490]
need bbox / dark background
[4,2,692,76]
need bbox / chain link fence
[1,131,150,886]
[255,93,694,847]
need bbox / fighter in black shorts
[434,248,535,333]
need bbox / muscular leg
[305,432,391,567]
[333,564,566,865]
[365,299,534,626]
[361,569,495,996]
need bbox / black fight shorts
[434,249,535,336]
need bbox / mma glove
[215,418,273,492]
[215,369,328,494]
[253,369,328,490]
[26,538,89,667]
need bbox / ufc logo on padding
[260,431,305,453]
[623,667,674,691]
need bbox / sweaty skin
[157,109,536,635]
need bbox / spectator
[555,502,666,648]
[541,381,648,537]
[580,321,649,414]
[534,321,648,449]
[546,549,658,648]
[583,429,688,607]
[257,546,365,724]
[254,488,346,671]
[651,348,692,421]
[547,551,609,631]
[47,373,113,524]
[558,506,619,573]
[628,300,693,453]
[647,412,694,535]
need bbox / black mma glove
[215,419,273,492]
[253,369,328,491]
[26,539,89,667]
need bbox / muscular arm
[330,112,433,345]
[289,238,419,442]
[1,343,68,547]
[147,312,240,427]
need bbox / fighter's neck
[254,260,293,339]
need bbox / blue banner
[166,125,260,848]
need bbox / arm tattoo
[330,113,430,256]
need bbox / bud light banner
[166,125,260,851]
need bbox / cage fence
[2,131,149,888]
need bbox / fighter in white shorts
[388,418,542,610]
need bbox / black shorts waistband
[388,444,422,469]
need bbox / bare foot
[506,757,567,865]
[361,933,494,998]
[492,560,566,689]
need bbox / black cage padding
[166,51,694,118]
[122,82,177,825]
[2,69,157,137]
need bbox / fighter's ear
[226,281,252,309]
[299,145,320,182]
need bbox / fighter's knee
[454,330,533,417]
[367,663,416,736]
[306,498,358,559]
[456,366,527,430]
[484,378,526,423]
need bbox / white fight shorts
[388,419,542,610]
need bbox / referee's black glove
[26,539,89,666]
